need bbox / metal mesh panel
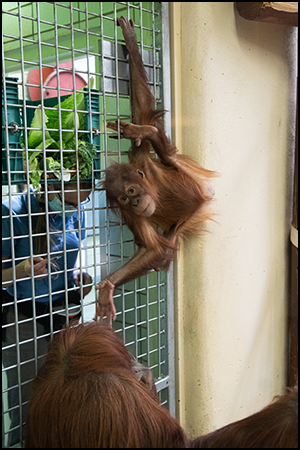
[2,2,173,447]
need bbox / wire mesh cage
[2,2,173,447]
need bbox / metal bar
[1,19,21,450]
[84,0,92,323]
[51,1,65,335]
[16,4,28,443]
[113,3,125,329]
[160,1,174,412]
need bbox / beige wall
[169,2,297,438]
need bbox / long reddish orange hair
[191,386,298,448]
[25,321,189,448]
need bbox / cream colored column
[169,2,296,438]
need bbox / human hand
[21,257,48,279]
[94,279,116,323]
[73,271,93,298]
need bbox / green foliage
[21,81,97,188]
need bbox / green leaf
[22,78,97,186]
[64,135,77,151]
[63,154,77,169]
[35,138,59,150]
[45,90,86,143]
[45,156,62,179]
[76,141,97,179]
[27,107,56,149]
[28,157,43,188]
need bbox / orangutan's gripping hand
[94,279,117,323]
[107,121,158,147]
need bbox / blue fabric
[2,192,86,303]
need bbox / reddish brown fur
[96,17,217,321]
[24,321,297,448]
[104,156,214,252]
[25,322,189,448]
[104,162,159,213]
[191,387,298,448]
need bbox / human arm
[2,256,48,288]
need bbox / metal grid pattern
[2,2,173,447]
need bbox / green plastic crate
[25,87,101,183]
[2,77,26,185]
[2,78,101,185]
